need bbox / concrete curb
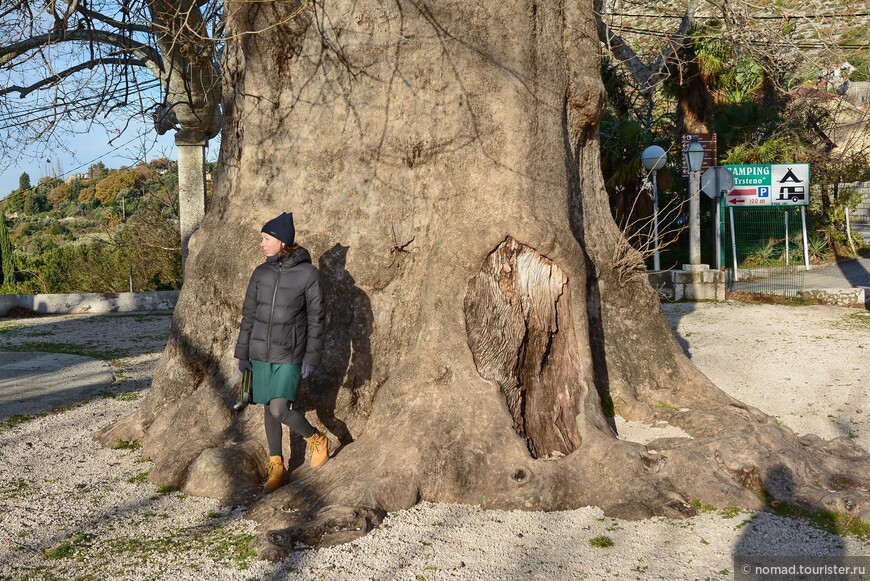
[0,291,179,317]
[648,273,869,308]
[796,287,870,309]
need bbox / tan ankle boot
[263,455,287,492]
[304,432,330,469]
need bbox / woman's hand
[302,363,317,379]
[238,359,253,373]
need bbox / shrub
[95,171,136,205]
[78,187,96,204]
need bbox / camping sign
[723,164,810,207]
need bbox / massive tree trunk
[98,0,868,559]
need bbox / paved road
[0,351,114,420]
[732,228,870,294]
[801,255,870,288]
[0,313,170,421]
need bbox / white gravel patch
[614,416,693,444]
[0,304,868,580]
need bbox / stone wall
[851,181,870,224]
[0,291,179,317]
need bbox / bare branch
[3,27,163,72]
[73,5,153,35]
[0,57,146,98]
[595,0,698,95]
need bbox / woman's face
[260,233,283,257]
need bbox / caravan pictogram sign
[772,165,809,204]
[723,164,810,206]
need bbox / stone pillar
[688,169,702,267]
[176,142,207,270]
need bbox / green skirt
[251,360,301,404]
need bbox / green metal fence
[723,204,807,296]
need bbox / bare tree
[0,0,222,263]
[595,0,699,127]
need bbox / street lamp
[640,145,667,271]
[684,137,705,267]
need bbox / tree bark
[97,0,869,559]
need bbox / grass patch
[0,413,46,433]
[105,526,256,569]
[127,470,150,484]
[98,390,141,402]
[0,404,78,434]
[753,489,869,541]
[0,478,32,499]
[691,499,716,513]
[111,439,142,451]
[40,533,96,560]
[106,535,185,561]
[0,322,21,334]
[71,533,96,545]
[0,340,130,360]
[114,391,141,402]
[653,402,676,410]
[42,542,75,559]
[206,528,257,568]
[156,485,179,495]
[727,291,822,306]
[720,506,742,518]
[831,312,870,332]
[771,501,870,541]
[589,535,614,548]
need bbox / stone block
[671,268,725,302]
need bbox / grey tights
[264,398,317,456]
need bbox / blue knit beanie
[261,212,295,245]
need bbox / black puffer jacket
[234,247,324,366]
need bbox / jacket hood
[268,246,312,268]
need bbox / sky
[0,120,193,199]
[0,122,223,199]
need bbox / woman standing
[235,212,329,492]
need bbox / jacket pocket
[294,322,307,348]
[280,325,296,351]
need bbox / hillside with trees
[0,158,191,294]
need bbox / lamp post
[640,145,667,271]
[684,137,705,267]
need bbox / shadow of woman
[732,464,848,580]
[288,244,373,472]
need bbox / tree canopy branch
[0,57,147,98]
[595,0,698,95]
[0,29,164,79]
[73,5,154,35]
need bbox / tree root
[251,505,386,561]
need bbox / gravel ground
[0,304,868,580]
